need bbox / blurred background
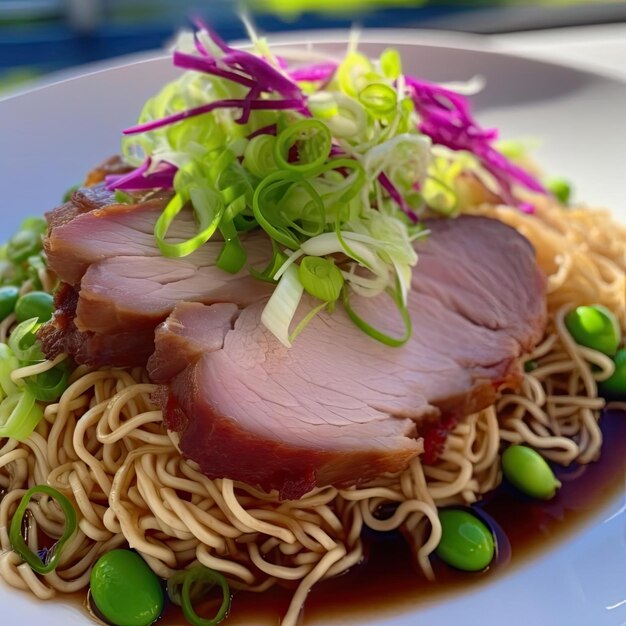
[1,0,626,94]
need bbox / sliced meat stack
[149,216,547,499]
[40,186,273,366]
[40,180,546,498]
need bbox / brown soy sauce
[75,410,626,626]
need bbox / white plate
[0,29,625,626]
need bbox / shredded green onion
[0,343,19,398]
[252,171,325,250]
[0,389,43,440]
[167,566,231,626]
[243,134,279,178]
[336,52,373,97]
[342,284,412,347]
[23,361,69,403]
[274,119,332,173]
[359,83,397,116]
[9,485,77,574]
[250,243,289,284]
[307,92,339,120]
[8,318,44,363]
[288,300,328,344]
[380,48,402,80]
[110,29,544,349]
[261,265,304,347]
[154,188,224,258]
[216,220,247,274]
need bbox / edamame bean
[0,286,19,321]
[7,230,42,265]
[435,509,495,572]
[565,305,621,356]
[502,445,561,500]
[599,348,626,398]
[19,217,48,236]
[14,291,54,323]
[90,550,164,626]
[546,177,572,204]
[524,359,538,373]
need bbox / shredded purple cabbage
[405,75,544,209]
[173,51,256,88]
[378,172,419,223]
[124,98,305,135]
[106,159,177,191]
[222,51,302,100]
[118,20,543,212]
[289,62,338,83]
[126,21,307,136]
[248,124,278,139]
[189,16,301,100]
[191,17,231,53]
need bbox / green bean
[435,509,495,572]
[502,445,561,500]
[565,305,621,356]
[90,550,164,626]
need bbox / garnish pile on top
[107,20,544,347]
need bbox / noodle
[0,198,624,626]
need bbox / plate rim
[0,30,624,626]
[2,26,625,106]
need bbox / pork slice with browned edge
[40,193,274,366]
[149,216,547,499]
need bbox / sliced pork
[40,192,273,365]
[45,191,173,286]
[149,216,547,499]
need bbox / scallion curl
[243,134,279,178]
[336,52,374,97]
[299,256,344,303]
[274,119,332,173]
[252,171,324,250]
[9,485,77,574]
[317,93,368,139]
[167,566,231,626]
[154,185,224,258]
